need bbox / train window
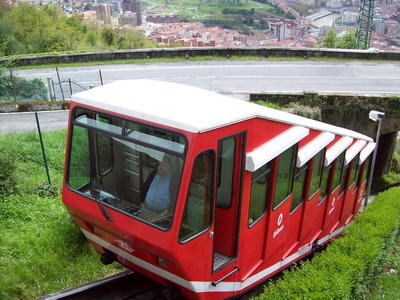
[273,144,297,210]
[67,108,186,230]
[179,150,214,242]
[248,162,272,226]
[68,123,90,189]
[291,163,308,213]
[217,137,235,209]
[96,115,113,175]
[349,155,360,189]
[308,149,325,200]
[361,156,371,184]
[319,165,331,203]
[331,152,345,193]
[339,164,348,196]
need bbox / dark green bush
[255,187,400,300]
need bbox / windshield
[67,108,186,230]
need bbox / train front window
[67,109,186,230]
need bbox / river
[313,13,342,28]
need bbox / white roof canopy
[359,142,376,165]
[345,140,367,166]
[297,132,335,168]
[246,126,309,172]
[324,136,353,166]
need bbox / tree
[7,3,39,53]
[86,30,98,47]
[338,29,356,49]
[323,28,337,48]
[101,27,117,48]
[321,28,356,49]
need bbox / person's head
[157,155,172,177]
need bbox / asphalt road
[14,60,400,99]
[4,60,399,135]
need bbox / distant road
[14,60,400,99]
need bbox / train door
[213,133,245,272]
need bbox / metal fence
[51,79,90,100]
[0,110,69,187]
[1,67,93,102]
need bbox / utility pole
[355,0,376,49]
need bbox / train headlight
[158,257,169,269]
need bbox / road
[14,60,400,99]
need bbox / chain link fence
[0,111,69,193]
[1,67,93,102]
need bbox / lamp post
[364,110,385,206]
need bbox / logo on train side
[115,239,135,253]
[273,213,284,238]
[277,213,283,226]
[329,197,336,215]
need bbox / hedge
[255,186,400,300]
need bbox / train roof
[71,79,372,142]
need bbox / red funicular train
[62,80,375,300]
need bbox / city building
[121,0,142,25]
[93,3,115,25]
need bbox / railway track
[36,270,178,300]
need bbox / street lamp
[364,110,385,206]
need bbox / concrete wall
[2,47,400,67]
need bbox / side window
[68,124,90,190]
[332,152,345,193]
[361,156,371,184]
[349,155,360,189]
[319,165,331,203]
[249,162,272,226]
[291,163,308,213]
[217,137,235,209]
[308,149,325,199]
[179,150,214,242]
[96,115,114,175]
[339,164,348,196]
[273,144,297,210]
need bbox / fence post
[47,77,53,101]
[99,69,103,85]
[69,78,73,96]
[35,112,51,185]
[56,67,65,101]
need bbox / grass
[0,130,121,300]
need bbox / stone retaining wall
[1,47,400,67]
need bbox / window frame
[179,149,215,243]
[248,161,272,227]
[66,106,188,231]
[308,148,326,200]
[272,144,298,211]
